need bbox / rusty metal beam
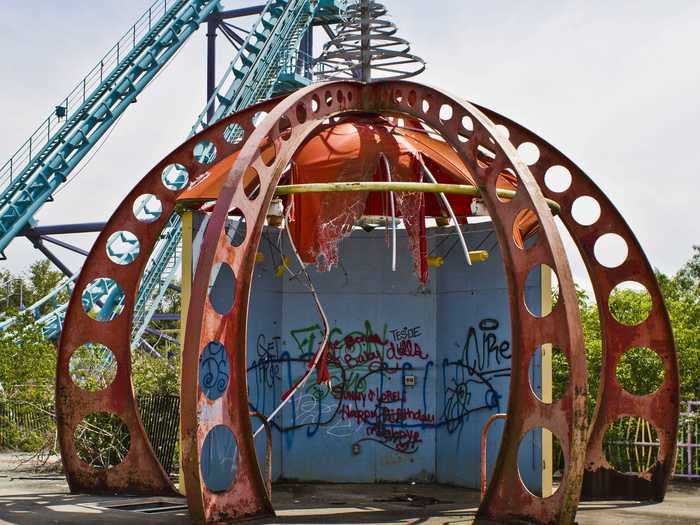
[55,97,283,497]
[478,105,679,502]
[182,80,589,525]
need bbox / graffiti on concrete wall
[441,318,511,434]
[247,317,512,454]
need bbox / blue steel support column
[26,236,74,277]
[205,5,266,124]
[39,236,90,257]
[22,222,104,266]
[299,27,313,76]
[206,16,217,124]
[216,6,265,18]
[25,222,106,235]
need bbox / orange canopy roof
[177,117,537,275]
[177,118,503,203]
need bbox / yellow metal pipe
[274,181,560,214]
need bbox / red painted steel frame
[478,106,679,500]
[184,80,589,525]
[54,79,678,525]
[55,97,281,495]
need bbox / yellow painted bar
[178,210,193,496]
[274,181,561,214]
[540,264,553,497]
[469,250,489,263]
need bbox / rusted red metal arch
[477,105,679,500]
[54,79,678,525]
[182,80,589,524]
[55,97,282,495]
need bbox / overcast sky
[0,0,697,292]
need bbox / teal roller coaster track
[0,0,347,347]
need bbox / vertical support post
[380,155,396,271]
[178,210,193,496]
[359,0,371,82]
[206,16,218,124]
[249,411,273,497]
[299,27,313,76]
[541,264,553,497]
[687,401,692,478]
[418,156,472,265]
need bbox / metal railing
[0,392,181,474]
[0,0,176,191]
[482,403,699,485]
[480,413,506,499]
[0,0,346,349]
[554,400,698,479]
[280,49,314,79]
[674,400,700,479]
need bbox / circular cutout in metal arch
[225,214,247,247]
[199,341,230,401]
[200,424,238,493]
[208,262,236,315]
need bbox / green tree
[0,312,56,400]
[0,313,57,450]
[555,247,700,408]
[132,344,181,396]
[577,287,603,415]
[675,245,700,300]
[0,260,68,319]
[657,248,700,399]
[26,260,70,316]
